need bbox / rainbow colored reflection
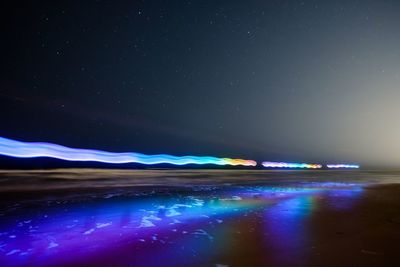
[0,136,256,167]
[327,164,359,169]
[0,182,364,266]
[262,161,322,169]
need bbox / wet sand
[0,169,399,266]
[312,184,400,266]
[226,183,400,267]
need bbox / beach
[0,169,399,266]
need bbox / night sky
[1,1,400,168]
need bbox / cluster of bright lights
[0,137,256,167]
[327,164,359,169]
[262,161,322,169]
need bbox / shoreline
[0,171,399,266]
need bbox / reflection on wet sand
[0,170,399,266]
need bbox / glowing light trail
[327,164,359,169]
[0,136,256,166]
[262,161,322,169]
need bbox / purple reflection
[264,196,314,260]
[0,182,365,266]
[262,184,363,265]
[325,187,363,210]
[0,189,254,266]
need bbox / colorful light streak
[326,164,360,169]
[0,136,256,167]
[262,161,322,169]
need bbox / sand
[0,169,399,266]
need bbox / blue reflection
[0,182,366,267]
[265,196,314,251]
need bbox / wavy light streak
[0,136,256,166]
[327,164,359,169]
[262,161,322,169]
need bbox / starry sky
[1,0,400,168]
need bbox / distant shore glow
[0,136,257,167]
[262,162,322,169]
[327,164,359,169]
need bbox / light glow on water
[0,182,364,266]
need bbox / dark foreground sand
[0,169,399,266]
[226,183,400,267]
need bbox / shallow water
[0,169,399,266]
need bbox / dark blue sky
[1,0,400,167]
